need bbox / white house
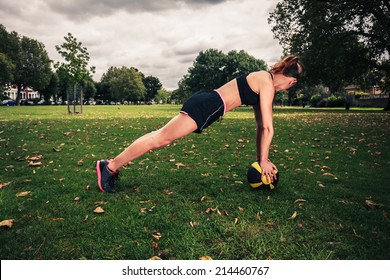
[3,85,39,100]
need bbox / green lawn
[0,105,389,260]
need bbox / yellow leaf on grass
[199,256,213,260]
[365,199,381,209]
[294,199,307,203]
[94,201,107,205]
[28,161,42,167]
[148,256,162,260]
[0,182,12,189]
[94,207,105,214]
[16,191,31,197]
[290,211,297,219]
[323,172,335,177]
[152,232,162,240]
[0,219,14,228]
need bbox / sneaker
[96,159,120,192]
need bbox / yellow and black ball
[247,161,279,189]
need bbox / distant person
[96,55,305,192]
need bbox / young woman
[96,55,304,192]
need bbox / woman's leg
[107,113,198,171]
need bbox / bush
[310,94,322,107]
[327,95,345,107]
[354,91,369,99]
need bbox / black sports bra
[236,72,273,105]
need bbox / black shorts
[180,90,226,133]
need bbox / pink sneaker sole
[96,160,105,192]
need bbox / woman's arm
[252,72,277,181]
[252,103,262,162]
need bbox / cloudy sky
[0,0,283,90]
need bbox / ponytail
[270,55,304,79]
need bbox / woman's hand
[260,160,277,182]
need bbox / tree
[143,75,162,102]
[55,33,95,113]
[83,79,96,102]
[0,25,52,105]
[0,25,18,88]
[269,0,390,108]
[100,66,146,103]
[41,72,60,104]
[182,49,267,95]
[184,49,227,92]
[0,53,14,88]
[155,88,171,104]
[16,36,52,105]
[224,50,267,81]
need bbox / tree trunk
[384,93,390,111]
[73,83,76,114]
[80,86,83,114]
[67,84,71,114]
[16,84,22,106]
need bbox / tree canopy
[268,0,390,96]
[100,66,147,102]
[0,24,52,104]
[177,48,267,101]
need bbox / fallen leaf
[175,163,187,168]
[94,207,105,214]
[306,168,314,174]
[318,182,326,188]
[51,218,65,221]
[234,218,238,224]
[365,199,381,209]
[205,207,218,214]
[16,191,31,197]
[323,172,335,177]
[74,197,81,201]
[0,182,12,189]
[163,189,173,195]
[321,165,331,170]
[199,256,213,260]
[94,201,107,205]
[140,208,147,213]
[27,155,43,161]
[152,232,162,240]
[189,220,198,227]
[148,256,162,260]
[28,161,42,167]
[290,211,297,219]
[294,199,307,203]
[0,219,13,228]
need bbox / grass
[0,105,389,260]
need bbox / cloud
[1,0,283,90]
[44,0,230,20]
